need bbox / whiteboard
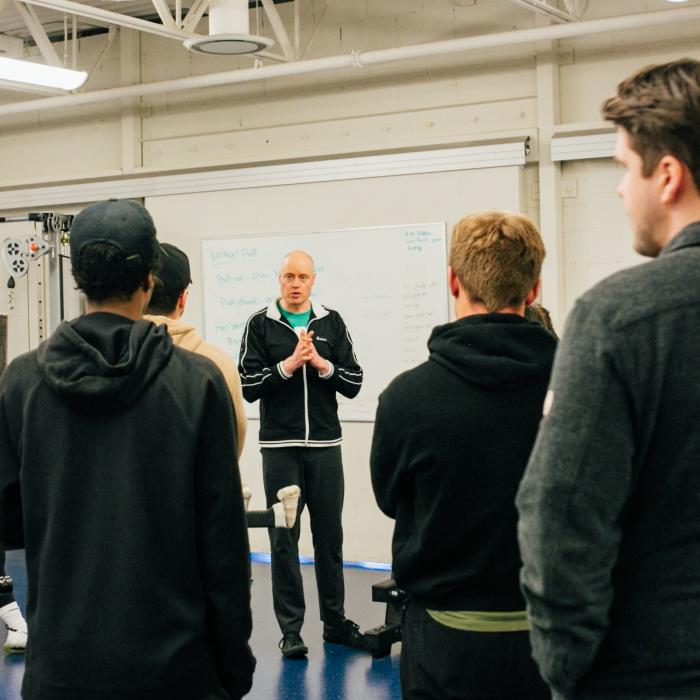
[201,223,448,421]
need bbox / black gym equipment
[363,578,405,659]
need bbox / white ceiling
[0,0,697,106]
[0,0,295,42]
[0,0,188,39]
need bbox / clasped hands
[282,330,330,375]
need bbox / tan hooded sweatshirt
[144,315,247,458]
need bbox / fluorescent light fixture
[0,55,87,91]
[184,0,274,55]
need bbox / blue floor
[0,550,401,700]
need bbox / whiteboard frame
[200,222,449,422]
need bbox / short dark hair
[601,58,700,190]
[146,284,181,315]
[73,242,157,302]
[146,243,191,315]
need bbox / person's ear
[178,287,189,313]
[448,267,460,299]
[657,155,684,206]
[525,279,542,307]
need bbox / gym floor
[0,550,401,700]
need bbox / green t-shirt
[277,301,311,329]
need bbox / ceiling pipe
[1,5,699,117]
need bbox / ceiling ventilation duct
[184,0,274,55]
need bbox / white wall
[561,159,646,314]
[145,164,525,562]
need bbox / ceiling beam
[181,0,209,33]
[563,0,589,19]
[19,0,196,41]
[12,0,63,65]
[509,0,576,24]
[294,0,299,58]
[150,0,177,29]
[259,0,294,59]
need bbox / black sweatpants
[262,446,345,634]
[400,600,550,700]
[0,548,15,607]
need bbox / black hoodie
[0,312,255,700]
[370,313,556,611]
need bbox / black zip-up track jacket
[239,300,362,447]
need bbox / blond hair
[449,211,545,312]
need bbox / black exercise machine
[363,577,405,659]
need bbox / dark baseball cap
[156,243,192,294]
[70,199,160,274]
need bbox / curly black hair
[73,242,159,302]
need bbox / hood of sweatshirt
[143,314,202,352]
[428,313,556,390]
[36,312,173,412]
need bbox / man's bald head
[281,250,315,272]
[279,249,316,313]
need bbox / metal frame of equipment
[364,578,405,659]
[1,212,73,341]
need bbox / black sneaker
[279,632,308,659]
[322,618,366,649]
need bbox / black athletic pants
[400,600,550,700]
[0,549,15,607]
[262,446,345,634]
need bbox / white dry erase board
[201,223,448,421]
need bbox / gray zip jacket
[517,221,700,700]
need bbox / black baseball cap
[70,199,160,274]
[156,243,192,294]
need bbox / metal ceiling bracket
[150,0,177,29]
[12,0,63,65]
[181,0,209,33]
[19,0,196,42]
[509,0,577,24]
[563,0,589,19]
[259,0,294,59]
[300,0,327,59]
